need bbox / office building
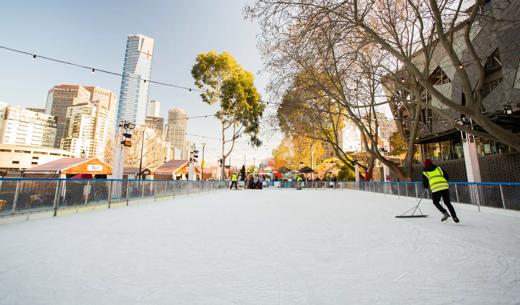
[147,100,160,117]
[116,34,155,126]
[45,85,91,147]
[0,103,57,147]
[165,107,187,159]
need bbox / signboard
[87,164,103,172]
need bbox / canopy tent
[298,166,315,173]
[276,166,292,174]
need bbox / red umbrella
[71,173,93,179]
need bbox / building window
[12,161,19,164]
[480,48,503,99]
[429,66,451,85]
[31,162,38,165]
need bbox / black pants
[432,189,457,217]
[230,181,237,190]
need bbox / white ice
[1,189,519,305]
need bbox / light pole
[138,129,145,179]
[201,143,206,180]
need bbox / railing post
[83,181,90,205]
[52,179,62,217]
[397,183,400,199]
[11,180,21,214]
[107,180,113,208]
[125,181,130,206]
[153,181,157,202]
[499,184,506,209]
[414,183,418,199]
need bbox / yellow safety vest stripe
[423,167,449,192]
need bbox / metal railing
[261,180,520,211]
[0,178,227,217]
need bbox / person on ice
[296,175,303,190]
[422,159,460,223]
[230,172,238,190]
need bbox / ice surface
[0,189,519,305]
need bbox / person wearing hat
[422,159,460,223]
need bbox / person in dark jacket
[422,159,460,223]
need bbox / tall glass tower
[116,34,154,127]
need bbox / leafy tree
[389,131,407,156]
[272,135,326,171]
[192,51,265,179]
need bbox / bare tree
[124,127,166,170]
[248,0,520,149]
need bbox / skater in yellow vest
[422,159,459,223]
[296,175,303,190]
[230,173,238,190]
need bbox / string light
[91,68,95,74]
[0,44,202,93]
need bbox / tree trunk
[221,122,226,181]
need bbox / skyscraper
[116,34,154,127]
[147,100,160,117]
[165,107,187,159]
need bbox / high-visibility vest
[423,167,449,193]
[231,174,238,182]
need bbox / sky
[0,0,280,166]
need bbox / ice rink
[1,189,519,305]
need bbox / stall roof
[154,160,189,175]
[24,157,112,175]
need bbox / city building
[0,143,74,176]
[165,107,187,159]
[145,116,164,137]
[384,0,520,182]
[116,34,155,126]
[0,103,57,147]
[147,100,160,117]
[47,85,116,159]
[60,100,114,159]
[45,85,116,148]
[26,108,45,113]
[45,84,91,147]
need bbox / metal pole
[201,143,206,180]
[107,180,113,208]
[84,180,90,205]
[138,129,145,180]
[52,179,62,217]
[125,180,129,206]
[454,184,459,203]
[11,180,21,214]
[499,184,506,209]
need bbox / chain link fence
[263,180,520,211]
[0,178,227,217]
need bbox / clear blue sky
[0,0,279,165]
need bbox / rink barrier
[260,180,520,211]
[0,178,228,218]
